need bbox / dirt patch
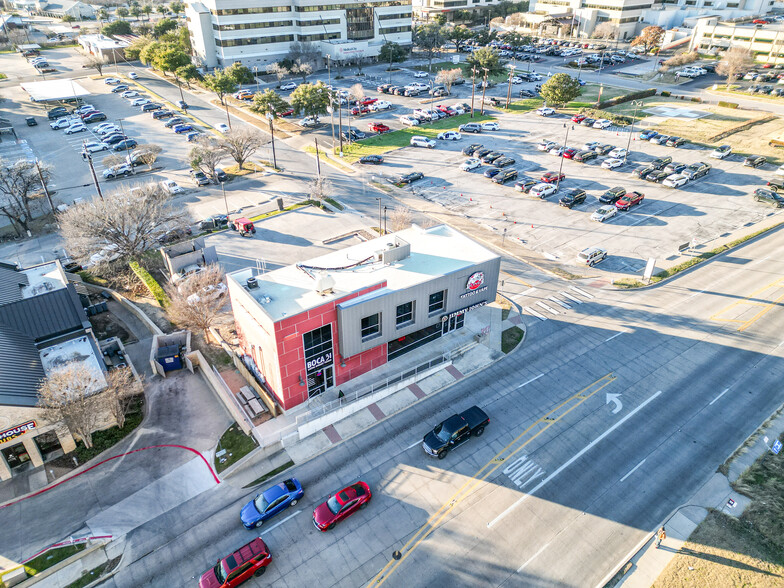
[89,312,137,344]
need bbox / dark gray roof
[0,284,88,344]
[0,326,45,407]
[0,262,28,305]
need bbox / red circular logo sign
[466,272,485,291]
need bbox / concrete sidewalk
[607,408,784,588]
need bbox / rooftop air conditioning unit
[246,276,258,289]
[314,272,336,295]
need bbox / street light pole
[224,100,232,129]
[470,66,477,118]
[556,123,570,191]
[505,62,515,109]
[253,66,259,93]
[376,197,383,234]
[221,181,229,219]
[624,100,642,164]
[34,159,56,218]
[267,108,278,169]
[314,137,322,178]
[82,147,104,200]
[117,120,135,174]
[479,69,489,115]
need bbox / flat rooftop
[21,262,67,299]
[39,335,107,391]
[229,224,499,322]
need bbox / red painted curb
[0,444,220,510]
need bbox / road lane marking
[710,276,784,332]
[517,541,551,573]
[369,374,617,587]
[569,286,593,299]
[522,287,537,296]
[560,291,582,304]
[487,390,662,529]
[709,388,730,406]
[548,296,571,309]
[259,509,301,535]
[516,374,544,389]
[500,270,533,288]
[605,332,623,342]
[406,440,421,450]
[620,459,646,482]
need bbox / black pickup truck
[422,406,490,459]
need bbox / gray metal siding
[336,257,500,358]
[0,285,88,343]
[0,326,46,407]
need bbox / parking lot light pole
[266,108,278,169]
[556,123,570,191]
[470,66,477,118]
[117,120,135,175]
[505,62,515,109]
[252,66,259,93]
[479,68,489,115]
[224,100,232,129]
[624,100,643,164]
[221,181,229,219]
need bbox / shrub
[578,107,632,126]
[129,260,170,307]
[718,100,739,109]
[661,90,671,97]
[597,88,656,110]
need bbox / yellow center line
[500,270,533,288]
[368,373,616,587]
[710,276,784,331]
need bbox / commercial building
[0,261,108,481]
[689,16,784,63]
[77,34,129,62]
[185,0,413,70]
[412,0,508,21]
[529,0,651,40]
[226,224,500,411]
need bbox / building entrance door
[307,366,334,398]
[1,442,32,472]
[442,313,465,335]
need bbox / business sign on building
[442,300,488,322]
[0,421,37,445]
[460,271,488,299]
[306,350,333,371]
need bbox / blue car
[639,130,659,141]
[240,478,304,529]
[173,123,193,134]
[185,131,200,142]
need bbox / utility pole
[338,99,344,156]
[470,66,477,118]
[314,137,322,178]
[624,100,643,164]
[267,107,278,169]
[34,159,56,218]
[479,68,489,115]
[556,123,570,192]
[83,149,103,200]
[376,197,382,234]
[221,181,229,219]
[383,205,387,234]
[224,100,232,129]
[505,62,515,109]
[117,120,135,174]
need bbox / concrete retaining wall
[6,541,110,588]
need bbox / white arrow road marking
[548,296,571,309]
[605,332,623,342]
[488,391,663,528]
[560,291,582,304]
[523,306,547,321]
[569,286,594,299]
[606,393,623,414]
[259,510,301,535]
[709,388,730,406]
[620,459,646,482]
[536,301,559,315]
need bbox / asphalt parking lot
[368,109,781,276]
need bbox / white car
[400,115,420,126]
[537,107,555,116]
[131,98,151,106]
[530,183,557,198]
[710,145,731,159]
[96,126,122,136]
[583,141,602,151]
[437,131,461,141]
[412,109,432,120]
[410,135,435,148]
[662,173,689,188]
[160,179,185,194]
[537,140,557,152]
[593,119,612,129]
[75,104,95,115]
[460,158,481,171]
[591,205,617,222]
[104,77,121,85]
[121,91,140,99]
[49,116,81,130]
[89,244,121,266]
[602,158,624,170]
[528,73,543,81]
[216,123,230,133]
[413,71,429,78]
[410,82,429,90]
[102,164,132,179]
[511,76,522,84]
[549,146,565,156]
[83,142,109,153]
[481,121,499,131]
[280,81,298,91]
[64,123,87,134]
[370,100,392,111]
[608,147,627,159]
[128,72,139,80]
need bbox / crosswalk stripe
[560,291,583,303]
[570,286,594,299]
[548,296,571,309]
[536,301,559,315]
[523,306,547,321]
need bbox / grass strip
[129,260,169,307]
[23,544,86,577]
[243,460,296,488]
[501,326,524,354]
[215,423,258,473]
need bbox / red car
[562,147,578,159]
[541,171,565,183]
[572,114,586,123]
[368,122,390,133]
[312,481,371,531]
[350,106,370,116]
[360,97,378,106]
[615,191,644,211]
[752,18,768,24]
[277,108,294,117]
[198,537,271,588]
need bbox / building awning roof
[17,43,41,50]
[20,79,91,102]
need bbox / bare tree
[349,83,365,103]
[189,137,226,182]
[292,59,313,84]
[308,176,331,204]
[592,22,619,40]
[103,367,143,429]
[37,363,106,450]
[662,50,698,69]
[390,206,412,232]
[717,46,755,90]
[133,144,162,170]
[435,68,462,95]
[0,158,50,236]
[84,54,109,76]
[166,264,227,340]
[266,62,289,88]
[59,183,186,264]
[219,128,264,171]
[102,154,126,168]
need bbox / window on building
[380,25,411,34]
[361,313,381,340]
[215,5,290,15]
[346,6,374,40]
[428,290,445,314]
[215,35,295,47]
[396,301,415,327]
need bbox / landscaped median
[334,112,493,163]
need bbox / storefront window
[35,431,64,461]
[303,325,334,398]
[1,443,31,471]
[388,323,441,360]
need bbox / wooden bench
[248,398,265,416]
